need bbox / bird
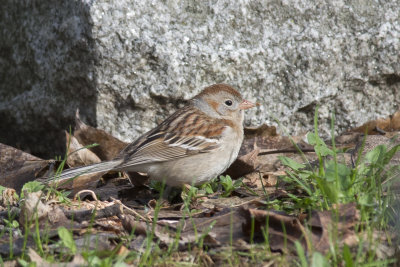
[48,84,256,187]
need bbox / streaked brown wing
[115,106,226,169]
[116,131,222,168]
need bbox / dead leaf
[74,233,116,251]
[244,124,278,138]
[243,171,282,189]
[73,110,127,161]
[117,245,129,257]
[335,132,363,147]
[28,248,87,267]
[1,261,17,267]
[63,203,122,223]
[239,203,360,253]
[240,207,307,253]
[19,191,69,228]
[243,124,310,154]
[1,188,18,206]
[129,235,147,253]
[225,146,260,179]
[126,171,150,187]
[180,208,246,246]
[121,213,178,246]
[47,206,70,226]
[0,143,50,192]
[0,234,35,258]
[351,109,400,134]
[19,191,49,226]
[121,214,147,236]
[65,131,101,168]
[308,203,360,252]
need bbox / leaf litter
[0,109,399,265]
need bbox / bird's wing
[115,106,228,169]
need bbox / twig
[63,203,122,223]
[257,148,315,156]
[110,197,149,222]
[74,189,98,201]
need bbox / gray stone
[1,0,399,157]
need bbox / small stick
[74,189,98,201]
[110,197,149,222]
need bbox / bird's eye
[225,99,233,106]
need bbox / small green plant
[199,175,243,197]
[279,109,400,214]
[219,175,243,197]
[57,226,77,254]
[20,181,44,199]
[0,185,7,195]
[277,108,399,265]
[150,175,244,200]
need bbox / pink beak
[239,99,256,110]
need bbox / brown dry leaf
[200,196,261,210]
[243,171,284,190]
[121,214,148,236]
[73,110,128,161]
[240,207,308,253]
[180,208,246,246]
[240,203,360,253]
[84,176,148,202]
[0,234,35,258]
[122,208,247,249]
[351,109,400,134]
[117,245,130,257]
[0,143,50,192]
[1,261,17,267]
[357,230,396,259]
[241,124,298,156]
[65,131,101,168]
[19,191,70,228]
[234,124,315,178]
[261,172,280,187]
[28,248,87,267]
[178,200,292,247]
[308,203,360,252]
[244,124,312,153]
[335,132,363,147]
[48,131,106,192]
[18,191,48,225]
[1,188,18,206]
[392,110,400,130]
[244,124,279,138]
[74,233,116,251]
[126,171,150,187]
[121,214,177,246]
[225,147,260,179]
[226,124,302,180]
[120,201,361,255]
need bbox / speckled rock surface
[1,1,399,157]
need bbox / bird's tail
[44,159,123,184]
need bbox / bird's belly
[125,128,243,187]
[143,149,236,187]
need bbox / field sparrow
[50,84,255,186]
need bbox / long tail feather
[45,160,122,184]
